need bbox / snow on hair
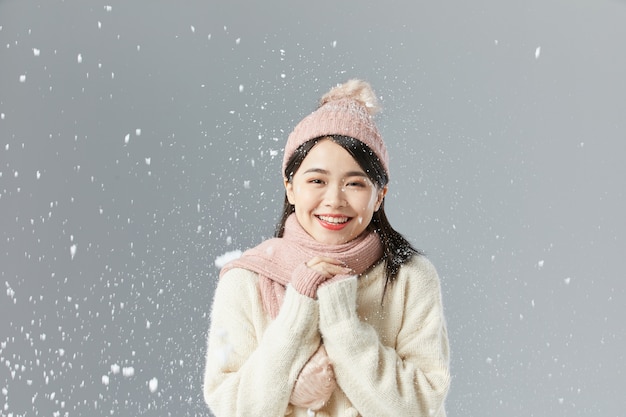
[319,79,381,115]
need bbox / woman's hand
[290,345,337,410]
[305,257,353,278]
[291,257,352,298]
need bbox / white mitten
[290,345,337,410]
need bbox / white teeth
[318,215,348,224]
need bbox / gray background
[1,0,624,416]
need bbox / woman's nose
[323,185,346,207]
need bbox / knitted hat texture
[282,79,389,177]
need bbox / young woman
[203,80,450,417]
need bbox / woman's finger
[306,259,353,278]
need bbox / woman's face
[285,139,387,245]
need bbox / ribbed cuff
[274,285,320,340]
[291,263,326,298]
[318,273,355,288]
[317,276,358,327]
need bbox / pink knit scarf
[220,214,384,318]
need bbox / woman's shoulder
[403,253,438,271]
[396,253,441,288]
[217,267,260,295]
[212,267,265,318]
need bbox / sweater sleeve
[203,268,321,417]
[317,257,450,417]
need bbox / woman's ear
[375,186,388,211]
[284,179,296,205]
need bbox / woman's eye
[347,181,366,187]
[308,179,324,184]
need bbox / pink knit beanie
[282,79,389,178]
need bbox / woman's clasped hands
[290,256,353,298]
[306,257,353,281]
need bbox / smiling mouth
[316,215,351,230]
[317,215,350,224]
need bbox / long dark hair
[276,135,421,289]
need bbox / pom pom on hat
[282,79,389,177]
[319,79,381,114]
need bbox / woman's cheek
[367,190,378,210]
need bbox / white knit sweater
[203,255,450,417]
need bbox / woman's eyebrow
[302,168,367,177]
[342,171,368,178]
[302,168,329,175]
